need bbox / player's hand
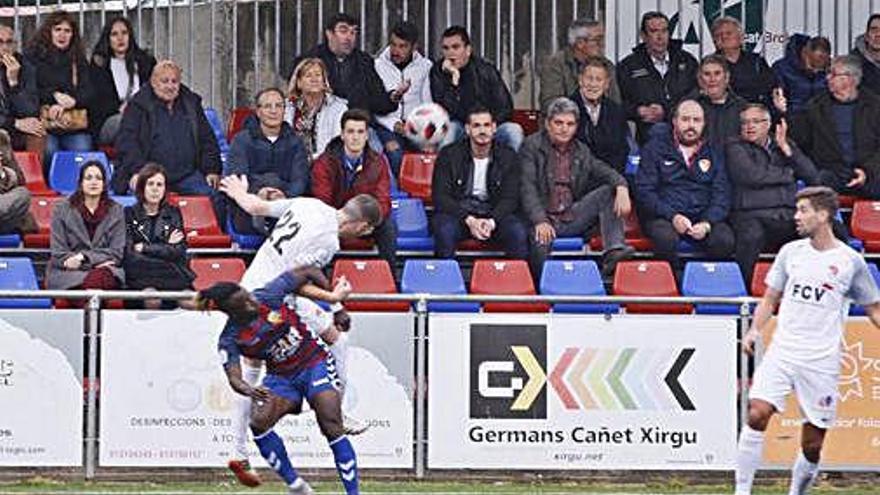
[219,175,250,199]
[249,386,271,402]
[333,309,352,332]
[332,275,353,302]
[293,265,330,290]
[742,328,760,356]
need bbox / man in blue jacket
[636,99,735,279]
[772,34,830,116]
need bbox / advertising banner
[100,310,413,468]
[0,310,83,466]
[428,314,738,470]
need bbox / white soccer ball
[404,103,450,148]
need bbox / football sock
[735,424,765,495]
[253,428,300,486]
[329,435,359,494]
[232,364,262,459]
[788,451,819,495]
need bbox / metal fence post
[84,293,101,479]
[414,296,428,478]
[738,301,751,434]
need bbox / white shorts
[749,350,839,429]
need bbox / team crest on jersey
[698,159,711,172]
[267,311,283,324]
[829,265,839,276]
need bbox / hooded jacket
[852,34,880,97]
[772,34,828,115]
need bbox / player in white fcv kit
[735,186,880,495]
[220,175,382,487]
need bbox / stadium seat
[839,194,856,208]
[0,257,51,308]
[393,198,433,251]
[0,234,20,248]
[340,237,375,251]
[110,195,137,208]
[98,144,117,160]
[540,260,619,314]
[225,216,265,250]
[400,259,479,312]
[190,258,246,291]
[471,259,550,312]
[399,152,435,203]
[332,259,409,312]
[171,196,231,248]
[204,107,230,152]
[681,261,747,315]
[511,109,540,135]
[48,151,111,195]
[13,151,54,196]
[23,195,65,248]
[750,261,772,297]
[589,209,652,251]
[227,106,255,142]
[851,264,880,316]
[613,260,691,314]
[850,200,880,252]
[552,237,585,252]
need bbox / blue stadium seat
[204,107,231,153]
[400,259,479,312]
[851,263,880,316]
[0,234,21,248]
[681,261,747,315]
[393,198,433,251]
[110,195,137,208]
[540,260,618,314]
[49,151,111,195]
[225,216,265,250]
[551,237,584,252]
[0,258,51,308]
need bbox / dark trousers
[731,210,798,287]
[373,216,398,271]
[819,169,880,199]
[432,212,528,259]
[642,217,736,276]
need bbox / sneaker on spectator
[228,458,262,487]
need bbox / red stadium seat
[470,259,549,312]
[98,144,117,160]
[851,200,880,252]
[190,258,247,291]
[171,196,231,248]
[589,209,653,251]
[839,194,857,208]
[332,259,408,312]
[456,238,500,251]
[227,107,255,142]
[399,152,436,204]
[751,261,772,297]
[23,195,65,247]
[340,237,375,250]
[511,109,541,136]
[613,260,691,314]
[14,151,55,196]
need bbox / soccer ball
[404,103,450,149]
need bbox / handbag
[40,63,88,131]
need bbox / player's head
[194,282,259,324]
[795,186,838,238]
[339,193,382,238]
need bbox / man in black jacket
[711,16,779,108]
[430,26,523,151]
[617,11,698,144]
[689,54,747,150]
[431,107,526,259]
[570,57,630,174]
[0,25,42,151]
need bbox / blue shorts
[262,356,341,404]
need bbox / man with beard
[851,14,880,96]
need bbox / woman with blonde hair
[284,57,348,159]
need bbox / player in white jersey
[735,187,880,495]
[220,175,382,487]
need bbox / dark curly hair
[27,11,86,66]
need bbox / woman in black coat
[90,16,156,145]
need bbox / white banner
[428,314,738,470]
[0,310,83,466]
[100,310,413,468]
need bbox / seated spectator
[571,57,630,174]
[688,54,747,150]
[124,163,194,309]
[540,18,620,111]
[791,55,880,199]
[430,25,523,151]
[852,14,880,96]
[0,25,43,152]
[636,100,735,278]
[772,34,830,115]
[431,107,526,259]
[726,105,819,284]
[25,11,94,166]
[374,21,433,177]
[311,109,396,269]
[0,129,36,234]
[89,16,156,146]
[520,97,634,280]
[228,87,309,235]
[711,16,778,108]
[618,11,698,144]
[45,161,125,303]
[114,60,221,196]
[284,57,347,160]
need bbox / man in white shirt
[736,186,880,495]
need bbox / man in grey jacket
[520,97,634,281]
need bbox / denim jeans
[44,131,93,172]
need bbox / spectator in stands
[311,109,396,269]
[45,161,125,300]
[571,57,630,174]
[0,25,43,152]
[791,55,880,199]
[89,16,156,146]
[617,11,698,144]
[0,129,36,235]
[772,34,830,115]
[430,25,523,151]
[689,54,747,150]
[540,18,620,111]
[521,97,634,280]
[711,16,778,108]
[123,162,194,309]
[431,107,526,259]
[636,99,735,279]
[114,60,221,197]
[292,13,394,118]
[374,21,433,177]
[25,11,94,165]
[228,87,309,235]
[284,57,347,160]
[852,14,880,96]
[726,104,819,285]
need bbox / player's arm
[219,175,272,217]
[743,287,782,355]
[224,362,270,401]
[863,302,880,329]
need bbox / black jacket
[724,50,778,107]
[725,138,819,212]
[24,47,94,109]
[0,52,39,131]
[88,49,156,140]
[571,92,630,174]
[124,202,194,290]
[113,83,221,194]
[429,55,514,123]
[617,40,698,144]
[292,44,395,116]
[687,89,748,151]
[431,139,520,222]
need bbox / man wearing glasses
[0,25,42,151]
